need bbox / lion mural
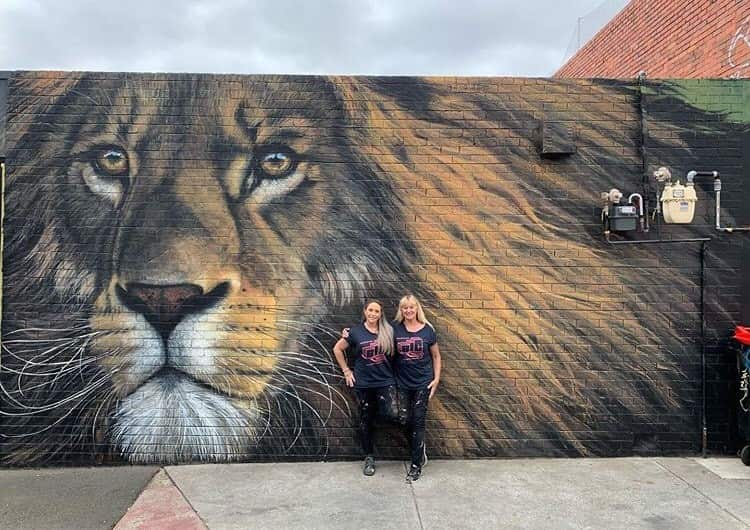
[0,72,724,464]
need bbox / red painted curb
[114,469,206,530]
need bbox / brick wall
[556,0,750,79]
[0,72,748,465]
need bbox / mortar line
[163,466,211,530]
[405,461,425,530]
[654,459,750,528]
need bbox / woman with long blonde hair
[392,294,442,482]
[333,300,397,477]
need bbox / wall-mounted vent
[537,119,576,158]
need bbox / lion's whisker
[280,322,339,364]
[92,388,120,442]
[0,377,110,418]
[252,395,273,439]
[270,365,348,421]
[264,378,306,452]
[3,325,93,336]
[277,318,341,337]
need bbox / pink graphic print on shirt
[397,337,424,360]
[361,340,386,365]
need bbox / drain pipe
[604,234,711,456]
[700,240,707,457]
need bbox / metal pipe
[605,232,710,455]
[636,77,650,233]
[0,161,4,370]
[628,193,646,232]
[716,182,721,230]
[717,227,750,233]
[605,233,710,245]
[687,170,718,182]
[701,241,707,457]
[713,174,750,232]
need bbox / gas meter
[601,188,642,233]
[660,180,696,224]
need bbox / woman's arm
[333,338,355,387]
[427,343,441,399]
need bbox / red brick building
[556,0,750,78]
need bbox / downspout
[0,160,4,356]
[0,74,8,370]
[700,241,707,457]
[636,73,650,233]
[605,234,710,456]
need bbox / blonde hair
[362,300,393,356]
[394,294,433,329]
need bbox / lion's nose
[116,282,230,342]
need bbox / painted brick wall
[556,0,750,79]
[0,72,748,465]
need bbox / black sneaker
[406,464,422,483]
[363,456,376,476]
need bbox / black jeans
[398,387,430,466]
[354,385,399,456]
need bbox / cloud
[0,0,609,76]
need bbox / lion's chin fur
[110,371,260,464]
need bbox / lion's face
[2,75,410,463]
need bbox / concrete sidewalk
[3,458,750,529]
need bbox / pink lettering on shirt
[397,337,424,360]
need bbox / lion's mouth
[127,365,275,401]
[129,366,241,397]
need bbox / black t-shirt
[393,322,437,389]
[345,323,395,389]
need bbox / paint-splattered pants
[354,385,400,456]
[398,387,430,467]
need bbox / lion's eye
[241,145,302,201]
[80,145,131,206]
[95,148,129,176]
[258,150,294,179]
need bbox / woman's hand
[428,343,441,399]
[344,368,355,387]
[427,378,439,399]
[332,338,353,387]
[341,327,350,339]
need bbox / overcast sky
[0,0,627,77]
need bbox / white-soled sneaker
[363,456,376,476]
[406,464,422,483]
